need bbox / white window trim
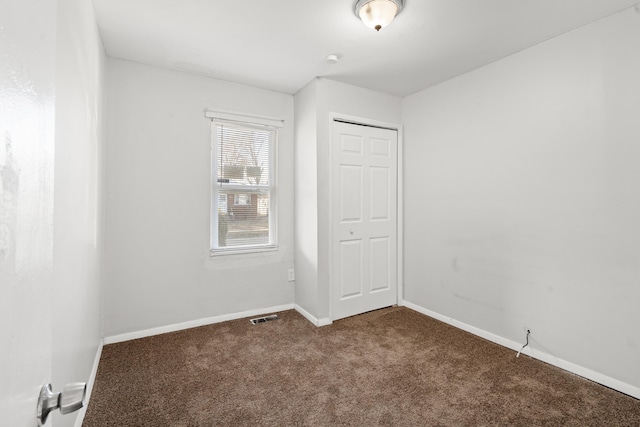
[208,112,280,256]
[205,109,284,128]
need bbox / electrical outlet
[288,268,295,282]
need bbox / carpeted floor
[83,307,640,426]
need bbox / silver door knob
[60,382,86,414]
[37,382,86,426]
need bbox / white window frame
[207,110,282,255]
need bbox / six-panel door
[332,121,398,321]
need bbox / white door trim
[328,112,404,321]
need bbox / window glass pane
[217,191,269,248]
[217,125,271,187]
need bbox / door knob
[37,382,86,425]
[350,229,354,235]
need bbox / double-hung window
[208,111,281,254]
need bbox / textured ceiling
[93,0,640,96]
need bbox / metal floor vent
[250,314,279,325]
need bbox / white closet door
[0,0,56,423]
[332,121,398,321]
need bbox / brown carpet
[83,307,640,426]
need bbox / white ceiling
[92,0,639,96]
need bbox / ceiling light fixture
[354,0,405,32]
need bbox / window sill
[209,245,278,257]
[204,245,286,271]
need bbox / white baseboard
[318,317,333,327]
[403,301,640,400]
[74,339,103,427]
[104,304,295,344]
[294,304,332,327]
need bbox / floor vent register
[249,314,279,325]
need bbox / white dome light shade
[354,0,404,32]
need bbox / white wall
[53,0,106,425]
[105,59,295,336]
[403,7,640,395]
[293,81,319,317]
[293,78,402,322]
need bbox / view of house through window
[211,119,277,252]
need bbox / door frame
[328,112,404,321]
